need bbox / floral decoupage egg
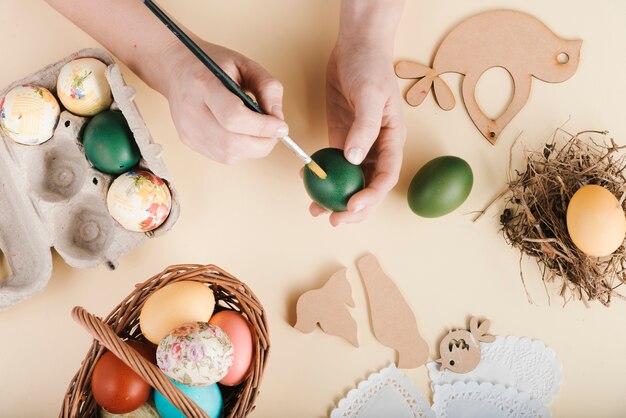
[107,170,171,232]
[156,322,234,386]
[57,57,113,116]
[0,85,60,145]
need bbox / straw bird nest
[484,130,626,306]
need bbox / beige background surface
[1,1,626,417]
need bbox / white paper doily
[427,336,562,405]
[330,364,435,418]
[432,381,552,418]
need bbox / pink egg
[209,310,253,386]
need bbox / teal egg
[303,148,365,211]
[154,381,223,418]
[407,156,473,218]
[82,110,141,174]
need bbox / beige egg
[0,85,60,145]
[57,58,112,116]
[566,185,626,257]
[139,281,215,344]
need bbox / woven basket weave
[60,264,270,418]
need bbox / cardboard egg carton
[0,48,180,309]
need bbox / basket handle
[72,306,211,418]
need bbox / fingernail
[272,105,284,120]
[352,204,365,213]
[346,147,364,165]
[276,125,289,138]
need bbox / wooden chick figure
[436,317,495,373]
[294,268,359,347]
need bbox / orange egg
[139,281,215,344]
[566,185,626,257]
[209,310,254,386]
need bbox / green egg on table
[303,147,365,211]
[82,110,141,174]
[407,155,473,218]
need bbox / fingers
[343,90,386,165]
[312,122,405,226]
[178,106,278,164]
[200,64,288,139]
[240,60,286,120]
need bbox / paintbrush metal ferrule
[279,136,327,179]
[279,135,311,163]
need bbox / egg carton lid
[0,48,180,309]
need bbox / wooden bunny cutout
[436,317,495,373]
[396,10,582,144]
[294,268,359,347]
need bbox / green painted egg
[303,148,365,211]
[82,110,141,174]
[407,155,473,218]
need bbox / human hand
[312,39,406,226]
[159,40,288,164]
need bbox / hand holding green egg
[303,148,365,212]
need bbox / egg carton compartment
[0,48,180,309]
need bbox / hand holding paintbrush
[144,0,326,179]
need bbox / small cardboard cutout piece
[396,10,582,144]
[294,268,359,347]
[357,254,429,368]
[436,317,495,373]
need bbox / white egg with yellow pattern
[157,322,234,387]
[57,58,113,116]
[107,170,171,232]
[0,85,60,145]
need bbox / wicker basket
[60,264,270,418]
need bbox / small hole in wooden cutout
[64,120,70,128]
[557,52,570,64]
[475,67,514,121]
[92,177,98,185]
[449,360,455,366]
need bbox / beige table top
[1,1,626,417]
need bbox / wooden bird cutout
[357,254,429,368]
[294,268,358,347]
[436,317,495,373]
[396,10,582,144]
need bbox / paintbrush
[144,0,327,179]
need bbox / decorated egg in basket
[0,85,60,145]
[156,322,234,386]
[107,170,172,232]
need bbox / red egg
[209,310,254,386]
[91,340,156,414]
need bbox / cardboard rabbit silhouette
[396,10,582,144]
